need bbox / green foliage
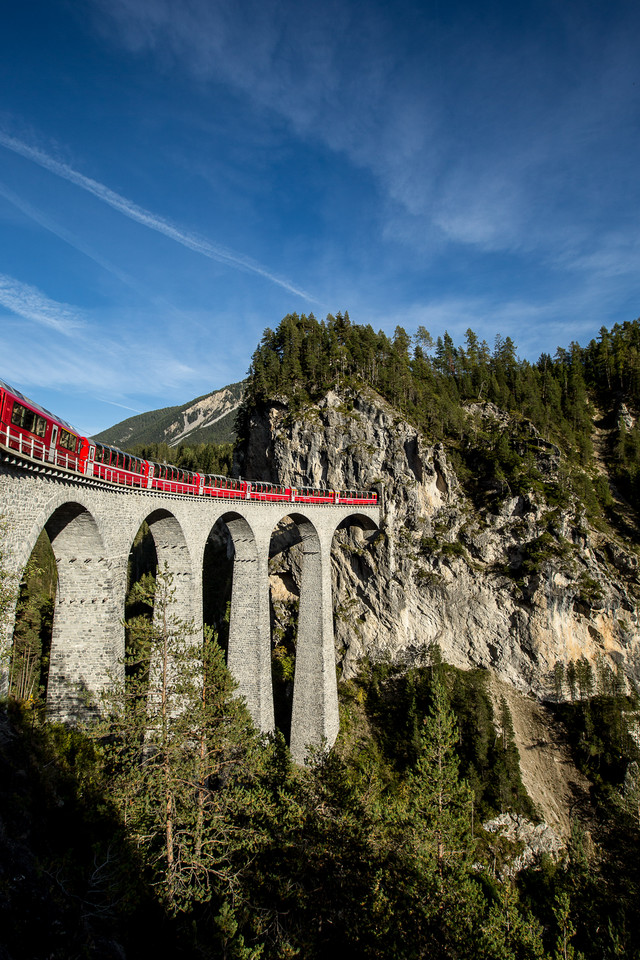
[98,566,259,915]
[8,529,56,705]
[0,700,173,960]
[237,313,640,522]
[5,645,640,958]
[126,440,234,476]
[555,693,639,794]
[358,659,535,823]
[516,692,640,960]
[401,676,475,878]
[517,532,572,578]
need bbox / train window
[59,429,77,452]
[11,402,47,438]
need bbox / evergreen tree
[402,675,475,889]
[97,565,258,914]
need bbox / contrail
[0,179,204,321]
[0,131,318,303]
[95,398,144,414]
[0,179,145,295]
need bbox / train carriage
[201,474,245,499]
[90,441,148,488]
[0,379,82,472]
[1,378,378,507]
[150,461,200,496]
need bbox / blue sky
[1,0,639,435]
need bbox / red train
[0,379,377,506]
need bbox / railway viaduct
[0,454,380,761]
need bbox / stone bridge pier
[0,458,379,761]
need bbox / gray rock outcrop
[237,387,640,698]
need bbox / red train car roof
[0,378,78,433]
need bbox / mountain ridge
[95,380,245,448]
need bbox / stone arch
[40,500,121,720]
[330,511,381,684]
[204,512,274,733]
[8,528,56,703]
[267,514,305,741]
[123,509,197,723]
[135,508,196,631]
[335,512,380,536]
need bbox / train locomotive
[0,379,377,506]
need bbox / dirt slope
[488,675,592,837]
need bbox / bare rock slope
[238,387,640,699]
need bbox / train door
[86,443,95,476]
[48,424,58,461]
[147,462,155,489]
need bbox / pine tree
[478,878,545,959]
[97,565,258,913]
[404,675,475,884]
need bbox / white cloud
[92,0,640,270]
[0,178,157,298]
[0,130,318,303]
[0,273,85,335]
[96,398,144,414]
[0,326,201,402]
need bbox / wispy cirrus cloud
[0,130,318,303]
[93,0,640,267]
[0,273,85,335]
[0,304,205,432]
[0,178,208,325]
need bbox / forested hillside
[96,381,244,448]
[238,312,640,518]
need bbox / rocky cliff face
[237,387,640,699]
